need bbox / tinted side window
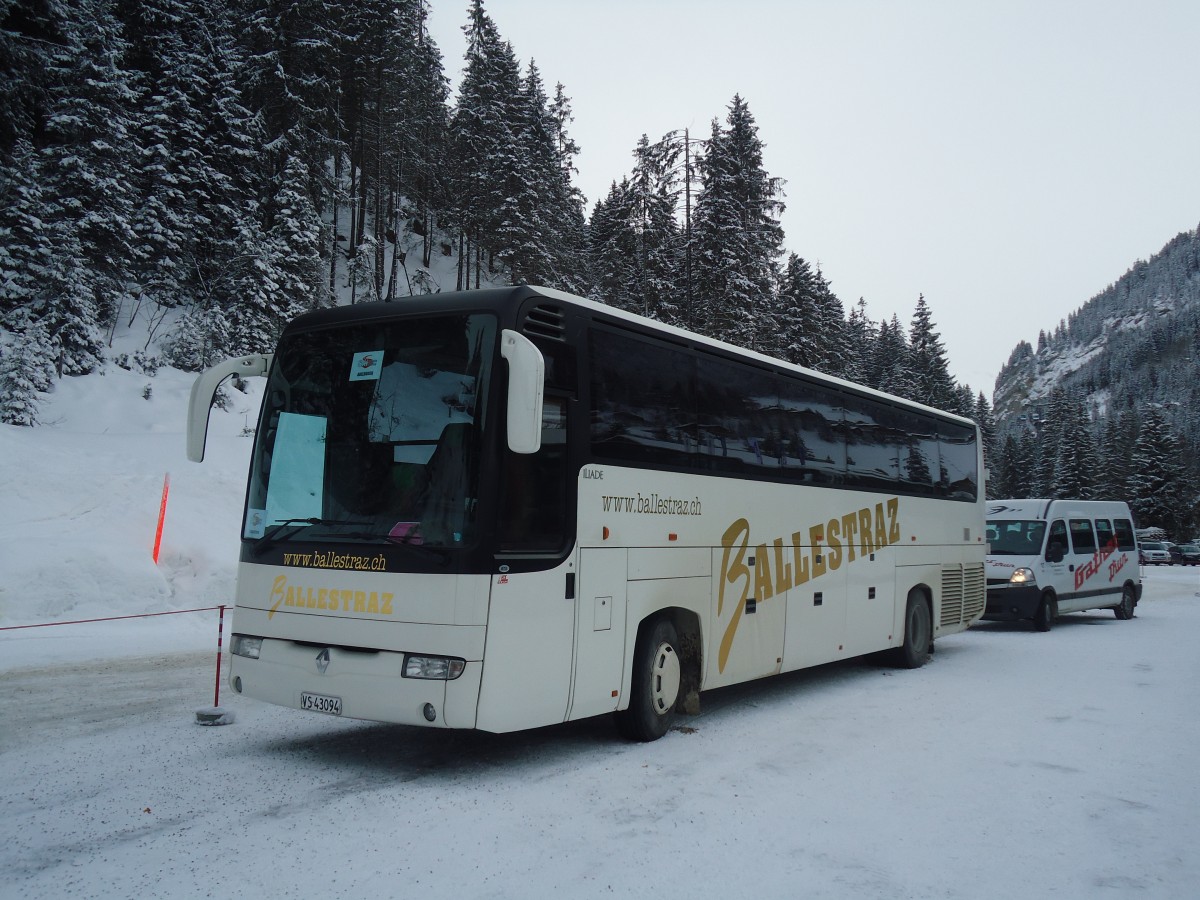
[1046,520,1068,558]
[939,421,979,501]
[694,355,779,476]
[1094,519,1115,550]
[588,325,977,501]
[1069,519,1097,554]
[1114,519,1136,551]
[590,329,694,467]
[843,395,912,493]
[777,376,844,484]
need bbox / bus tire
[891,590,931,669]
[1033,593,1056,632]
[1114,584,1136,620]
[615,618,681,742]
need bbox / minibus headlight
[1009,568,1035,585]
[403,654,466,680]
[231,634,263,659]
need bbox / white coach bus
[188,286,986,741]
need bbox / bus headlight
[231,634,263,659]
[403,654,466,680]
[1009,568,1035,585]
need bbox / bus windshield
[244,313,497,549]
[987,520,1046,556]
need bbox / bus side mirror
[187,354,272,462]
[501,330,544,455]
[1046,543,1065,564]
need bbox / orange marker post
[153,473,170,564]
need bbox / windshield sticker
[245,507,267,539]
[349,350,384,382]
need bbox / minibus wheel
[615,618,680,742]
[1033,593,1056,632]
[1114,584,1136,620]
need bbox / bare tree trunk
[330,146,342,304]
[373,93,385,302]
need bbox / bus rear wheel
[1114,584,1136,620]
[615,618,681,742]
[1033,593,1056,632]
[891,590,931,669]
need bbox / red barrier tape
[0,606,222,631]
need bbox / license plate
[300,691,342,716]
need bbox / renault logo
[315,648,331,674]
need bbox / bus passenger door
[476,565,576,732]
[570,549,628,721]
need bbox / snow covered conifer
[691,95,785,348]
[904,294,957,412]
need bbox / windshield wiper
[252,517,373,554]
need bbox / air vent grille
[940,562,985,627]
[522,304,566,341]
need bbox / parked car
[1139,541,1171,565]
[1175,543,1200,565]
[1165,542,1181,564]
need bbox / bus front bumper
[982,585,1042,622]
[228,640,482,728]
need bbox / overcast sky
[426,1,1200,396]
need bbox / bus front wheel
[615,618,681,742]
[891,590,931,669]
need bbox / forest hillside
[989,225,1200,535]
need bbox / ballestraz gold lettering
[268,574,394,619]
[717,498,901,673]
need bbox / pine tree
[1038,387,1088,496]
[399,1,451,272]
[1129,407,1188,534]
[507,60,563,286]
[993,433,1023,498]
[35,0,140,372]
[626,133,684,322]
[449,0,523,288]
[973,391,998,496]
[842,298,877,384]
[587,180,638,312]
[1051,398,1098,499]
[0,319,54,425]
[904,294,957,412]
[0,140,53,327]
[811,267,849,376]
[870,314,908,396]
[775,254,823,367]
[1097,411,1137,502]
[691,95,785,349]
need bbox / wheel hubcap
[651,642,681,715]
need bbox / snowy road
[3,568,1199,900]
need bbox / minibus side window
[1114,519,1136,551]
[1095,519,1115,550]
[1069,518,1097,554]
[1046,520,1068,561]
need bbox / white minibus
[985,499,1141,631]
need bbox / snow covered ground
[3,368,1200,899]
